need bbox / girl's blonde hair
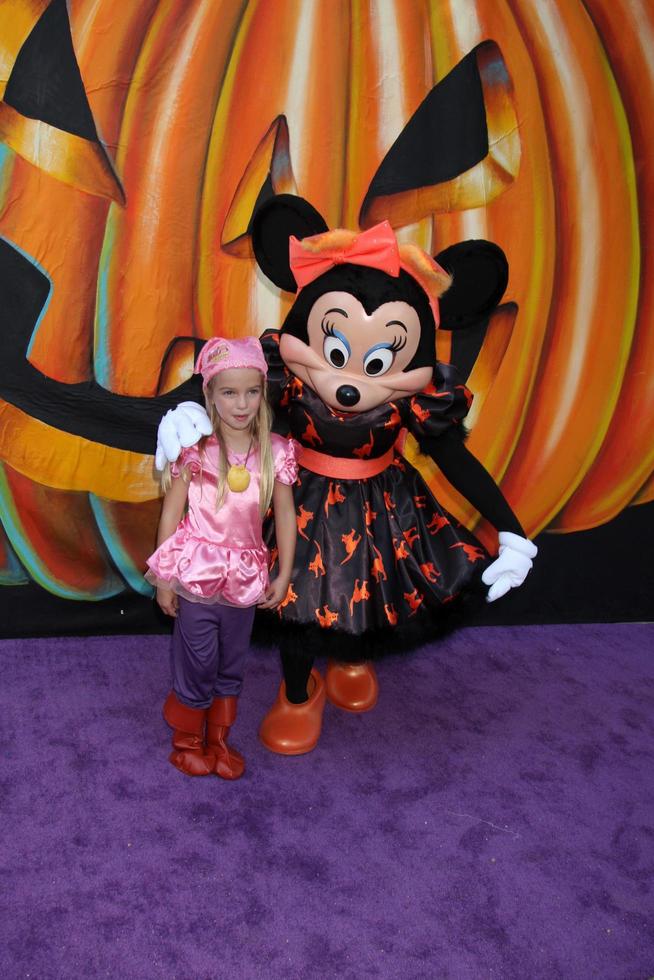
[161,375,275,518]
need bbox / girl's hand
[258,577,290,610]
[157,587,179,617]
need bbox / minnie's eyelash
[322,319,406,353]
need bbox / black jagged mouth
[0,238,204,454]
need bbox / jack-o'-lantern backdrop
[0,0,652,632]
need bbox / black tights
[280,641,314,704]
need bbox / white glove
[154,401,213,471]
[481,531,538,603]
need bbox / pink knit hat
[195,336,268,388]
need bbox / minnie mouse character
[157,194,537,755]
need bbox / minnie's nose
[336,385,360,407]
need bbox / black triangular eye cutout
[360,45,488,226]
[4,0,98,141]
[436,240,508,330]
[252,194,328,292]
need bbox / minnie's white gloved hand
[154,401,213,471]
[481,531,538,603]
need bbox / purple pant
[171,597,255,708]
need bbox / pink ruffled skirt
[145,528,269,607]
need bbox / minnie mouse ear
[435,240,508,330]
[251,194,329,292]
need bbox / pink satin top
[146,433,298,606]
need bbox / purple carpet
[1,624,652,979]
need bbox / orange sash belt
[298,445,395,479]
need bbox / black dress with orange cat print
[260,329,489,654]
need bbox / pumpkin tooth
[0,462,125,598]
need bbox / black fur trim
[251,587,486,664]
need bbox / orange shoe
[325,660,379,713]
[259,668,326,755]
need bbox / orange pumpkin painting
[0,0,652,603]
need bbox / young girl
[146,336,298,780]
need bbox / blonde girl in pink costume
[146,336,298,781]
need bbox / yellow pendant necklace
[226,436,254,493]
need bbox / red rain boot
[206,696,245,780]
[162,692,214,777]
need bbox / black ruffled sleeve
[404,361,472,442]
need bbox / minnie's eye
[323,330,350,369]
[363,345,394,377]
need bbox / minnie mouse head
[252,194,509,414]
